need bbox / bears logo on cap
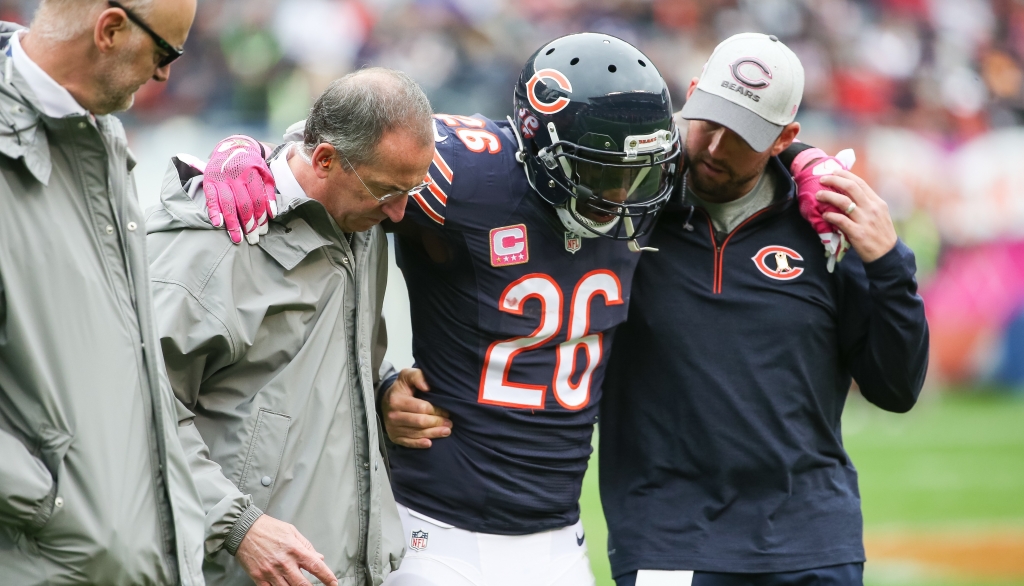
[730,57,773,89]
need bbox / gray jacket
[145,152,404,586]
[0,24,206,586]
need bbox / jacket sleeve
[153,281,263,557]
[837,240,930,412]
[374,316,399,406]
[371,232,398,405]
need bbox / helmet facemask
[534,124,681,242]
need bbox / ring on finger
[844,202,857,214]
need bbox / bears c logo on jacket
[526,68,573,114]
[752,245,804,280]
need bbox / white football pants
[383,504,597,586]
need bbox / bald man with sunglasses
[0,1,211,584]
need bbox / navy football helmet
[511,33,681,245]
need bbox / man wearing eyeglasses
[146,68,435,586]
[0,1,212,585]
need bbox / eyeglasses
[341,154,429,204]
[107,1,184,68]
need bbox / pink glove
[792,147,856,272]
[204,135,277,244]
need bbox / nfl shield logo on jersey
[410,530,429,552]
[564,232,582,254]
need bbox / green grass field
[578,390,1024,586]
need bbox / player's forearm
[370,243,398,414]
[847,240,929,412]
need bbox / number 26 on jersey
[479,271,622,411]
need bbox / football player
[377,34,838,581]
[200,32,837,586]
[379,33,680,586]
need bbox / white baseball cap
[681,33,805,152]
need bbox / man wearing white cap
[599,33,929,586]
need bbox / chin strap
[517,115,659,253]
[557,190,657,253]
[506,115,527,164]
[557,202,610,238]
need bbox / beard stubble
[94,37,148,114]
[685,146,769,203]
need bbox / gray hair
[31,0,153,42]
[303,67,434,169]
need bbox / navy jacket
[599,157,929,575]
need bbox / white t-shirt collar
[269,143,310,212]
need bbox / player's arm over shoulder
[404,114,520,232]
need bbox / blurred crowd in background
[2,0,1023,388]
[1,0,1018,139]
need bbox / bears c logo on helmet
[752,245,804,280]
[526,68,573,115]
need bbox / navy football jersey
[390,114,646,534]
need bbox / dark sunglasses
[107,1,184,68]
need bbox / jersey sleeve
[404,118,456,230]
[404,115,524,233]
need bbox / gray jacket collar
[146,155,334,271]
[258,217,334,271]
[0,23,52,185]
[0,22,132,186]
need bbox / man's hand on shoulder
[204,135,277,245]
[382,368,452,449]
[817,169,899,263]
[236,515,337,586]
